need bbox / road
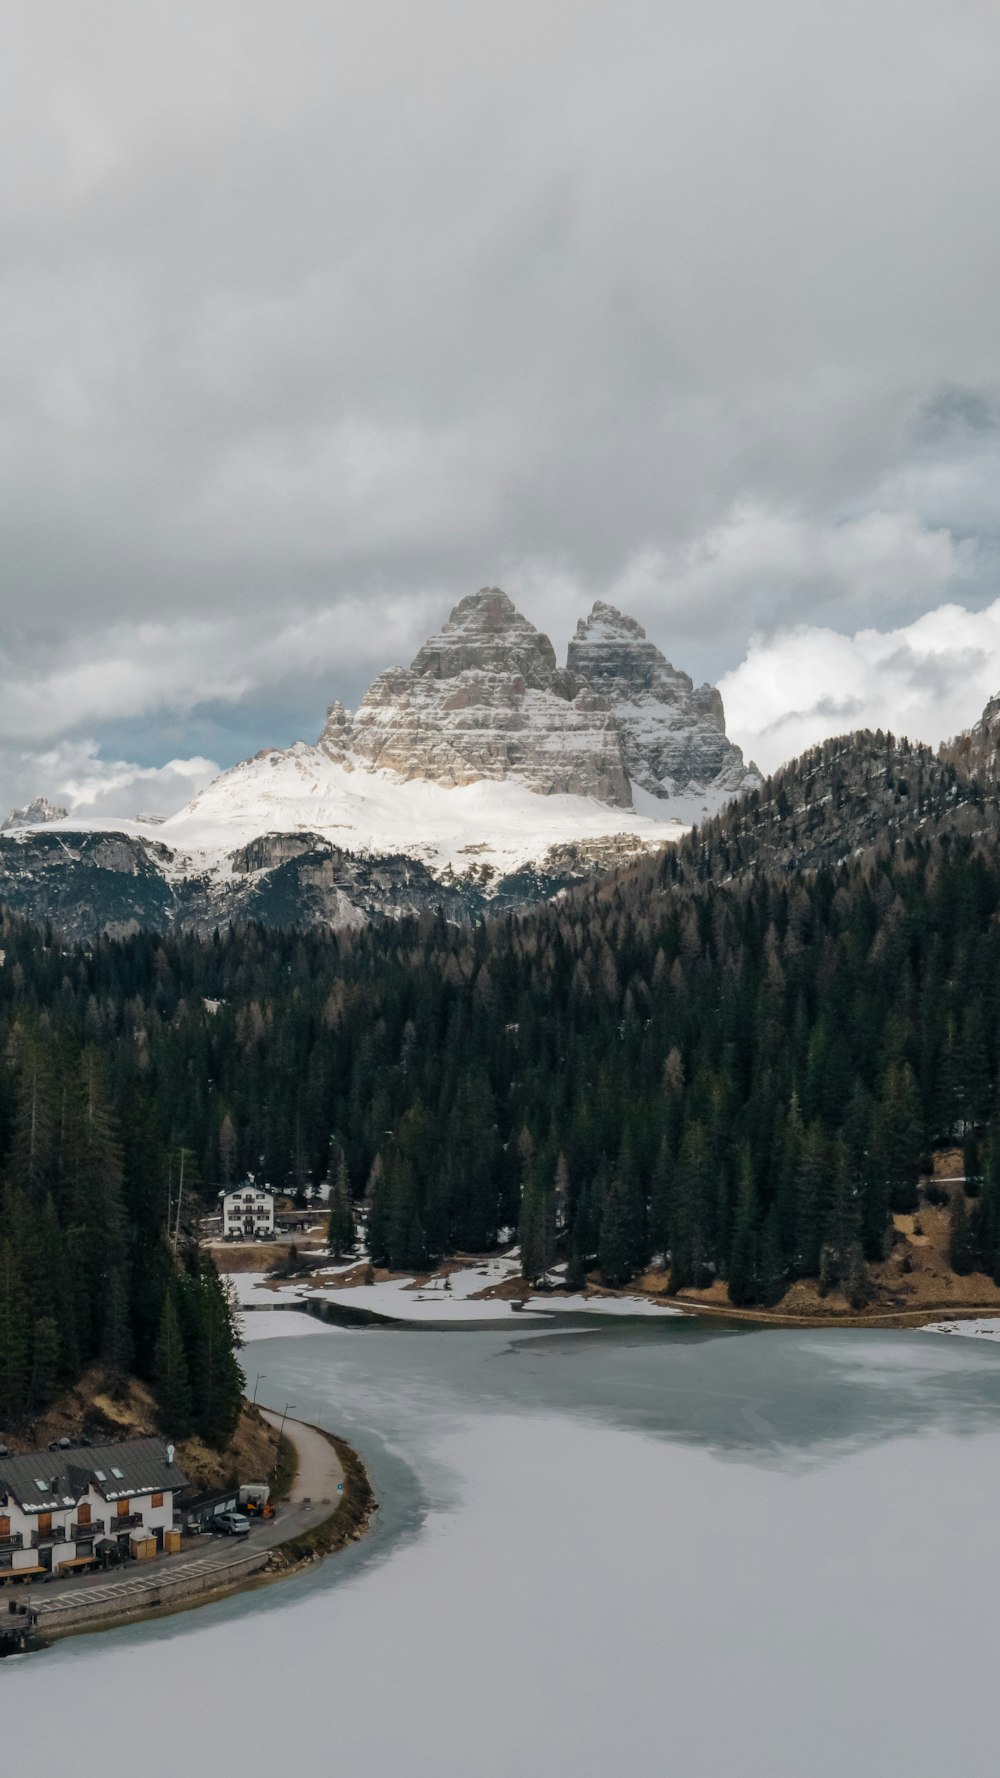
[258,1409,344,1501]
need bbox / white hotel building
[220,1180,275,1239]
[0,1437,186,1579]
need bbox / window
[151,1493,164,1509]
[94,1469,106,1481]
[111,1467,124,1479]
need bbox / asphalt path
[259,1408,344,1501]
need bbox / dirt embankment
[0,1366,277,1492]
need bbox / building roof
[0,1437,187,1513]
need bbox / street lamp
[274,1401,296,1487]
[252,1373,267,1404]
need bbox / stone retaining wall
[34,1545,270,1637]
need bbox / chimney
[166,1444,175,1467]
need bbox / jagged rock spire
[319,586,758,808]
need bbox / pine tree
[181,1262,244,1448]
[102,1268,134,1397]
[328,1155,355,1258]
[948,1189,975,1275]
[28,1315,60,1411]
[153,1287,193,1435]
[757,1204,787,1307]
[519,1161,555,1285]
[727,1156,759,1307]
[0,1238,30,1419]
[670,1123,712,1291]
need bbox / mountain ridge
[0,588,759,936]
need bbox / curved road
[259,1409,344,1502]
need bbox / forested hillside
[665,726,1000,888]
[2,798,1000,1351]
[0,1014,244,1433]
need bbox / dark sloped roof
[0,1453,73,1512]
[0,1437,187,1512]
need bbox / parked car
[214,1512,251,1537]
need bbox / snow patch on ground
[233,1255,685,1324]
[919,1317,1000,1342]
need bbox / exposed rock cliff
[319,586,756,809]
[2,796,68,830]
[326,588,631,805]
[567,602,760,799]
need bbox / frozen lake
[5,1314,1000,1776]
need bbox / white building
[220,1180,275,1240]
[0,1437,187,1580]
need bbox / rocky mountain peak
[347,588,629,804]
[410,587,557,689]
[567,600,759,802]
[2,795,68,831]
[320,585,757,812]
[568,601,705,706]
[941,689,1000,780]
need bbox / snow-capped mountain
[0,589,760,937]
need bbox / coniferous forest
[4,803,1000,1432]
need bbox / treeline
[0,1026,243,1438]
[2,828,1000,1330]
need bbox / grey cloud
[1,0,999,794]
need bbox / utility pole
[274,1401,296,1487]
[172,1147,186,1251]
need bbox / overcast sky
[2,0,999,814]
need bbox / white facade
[0,1439,185,1580]
[221,1181,275,1239]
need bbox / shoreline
[651,1296,1000,1331]
[27,1416,376,1650]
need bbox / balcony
[70,1520,105,1541]
[0,1533,24,1552]
[110,1513,144,1531]
[30,1526,67,1548]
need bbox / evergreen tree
[328,1156,356,1258]
[727,1155,759,1307]
[152,1288,193,1435]
[519,1159,555,1285]
[28,1315,60,1412]
[948,1189,975,1275]
[0,1238,29,1419]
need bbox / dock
[1,1598,39,1653]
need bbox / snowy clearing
[232,1256,685,1325]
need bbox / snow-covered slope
[156,743,684,878]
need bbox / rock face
[567,602,759,799]
[324,588,630,805]
[2,796,68,830]
[320,586,756,808]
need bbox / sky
[1,0,999,815]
